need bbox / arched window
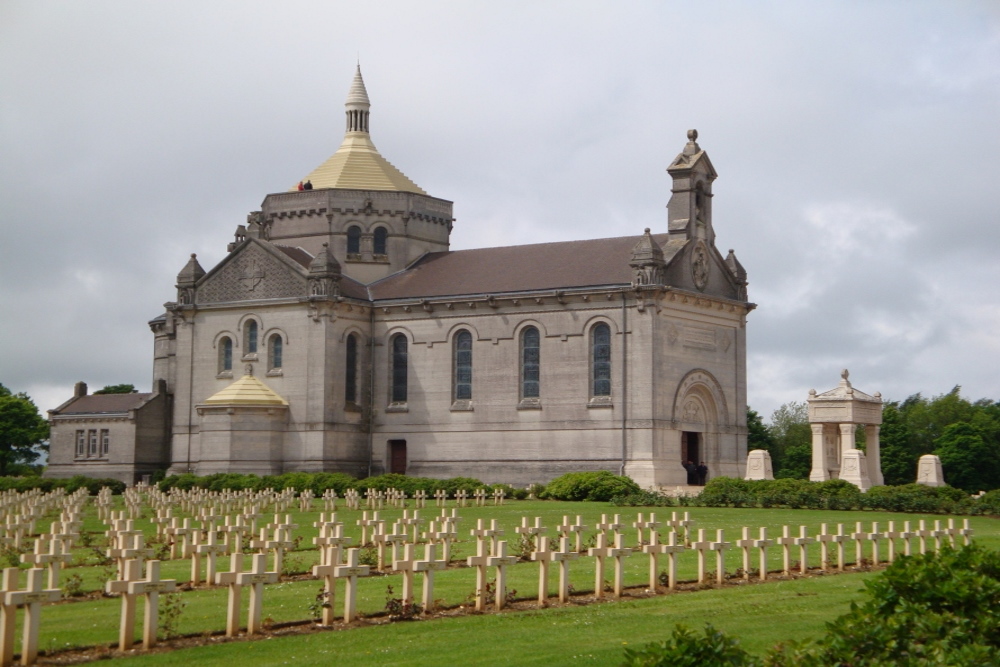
[345,333,358,404]
[520,326,540,399]
[373,227,388,256]
[347,226,361,255]
[453,330,473,400]
[591,323,611,397]
[245,320,258,354]
[219,337,233,372]
[268,334,283,371]
[391,334,408,403]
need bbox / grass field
[7,500,999,665]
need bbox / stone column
[865,425,883,486]
[809,424,829,481]
[838,423,856,480]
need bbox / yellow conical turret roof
[202,371,288,406]
[293,65,426,194]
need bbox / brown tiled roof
[339,275,370,300]
[273,245,314,268]
[53,393,152,415]
[368,233,678,300]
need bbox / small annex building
[46,381,170,482]
[47,66,754,487]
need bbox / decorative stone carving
[682,399,702,423]
[672,369,729,428]
[916,454,945,487]
[198,244,307,304]
[744,449,774,481]
[691,242,709,291]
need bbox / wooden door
[389,440,407,475]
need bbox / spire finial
[345,64,371,133]
[687,129,698,142]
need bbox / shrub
[612,489,676,507]
[540,471,641,502]
[699,477,755,508]
[976,489,1000,515]
[436,477,486,496]
[622,624,758,666]
[768,544,1000,665]
[624,545,1000,666]
[308,472,357,495]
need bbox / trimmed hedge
[0,475,126,495]
[154,472,519,497]
[613,476,1000,515]
[539,471,641,502]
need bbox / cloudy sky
[2,1,998,423]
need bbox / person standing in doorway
[696,461,708,486]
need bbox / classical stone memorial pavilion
[46,66,754,487]
[807,370,884,490]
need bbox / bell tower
[666,129,718,244]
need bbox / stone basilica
[46,66,754,488]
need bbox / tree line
[750,386,1000,492]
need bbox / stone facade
[48,67,755,488]
[46,381,170,484]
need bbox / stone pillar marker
[333,548,371,622]
[807,370,883,490]
[916,454,946,487]
[2,567,59,665]
[126,560,177,650]
[839,449,872,492]
[744,450,774,480]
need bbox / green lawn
[8,500,999,665]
